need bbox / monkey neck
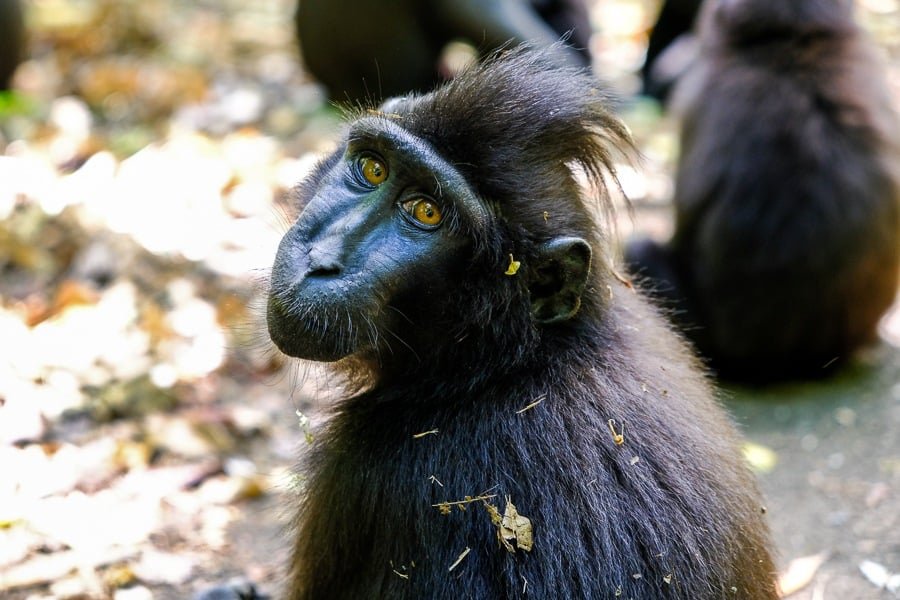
[334,288,614,397]
[341,309,609,400]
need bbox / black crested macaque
[627,0,900,382]
[295,0,591,103]
[641,0,703,100]
[268,50,777,599]
[0,0,25,90]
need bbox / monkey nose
[306,242,344,278]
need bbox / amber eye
[359,155,388,185]
[401,198,443,227]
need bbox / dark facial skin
[269,50,777,599]
[627,0,900,383]
[268,119,486,362]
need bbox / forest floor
[1,1,899,598]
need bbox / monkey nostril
[306,243,343,278]
[308,266,342,278]
[305,250,342,278]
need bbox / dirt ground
[730,341,900,599]
[1,0,899,599]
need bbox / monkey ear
[530,237,592,324]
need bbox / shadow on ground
[726,342,900,599]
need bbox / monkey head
[267,50,631,378]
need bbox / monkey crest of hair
[627,0,900,382]
[268,49,777,599]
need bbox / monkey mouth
[266,238,361,360]
[266,292,361,361]
[266,268,388,362]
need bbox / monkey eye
[400,197,443,228]
[357,154,388,186]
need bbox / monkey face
[267,115,593,366]
[267,117,487,362]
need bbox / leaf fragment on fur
[488,497,533,553]
[433,494,497,516]
[505,254,521,276]
[295,410,314,444]
[483,501,503,526]
[412,429,439,439]
[390,560,412,580]
[610,264,634,290]
[516,394,546,414]
[366,108,401,119]
[608,419,625,446]
[448,547,471,572]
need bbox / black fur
[0,0,24,90]
[627,0,900,382]
[271,49,777,599]
[642,0,703,100]
[295,0,591,103]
